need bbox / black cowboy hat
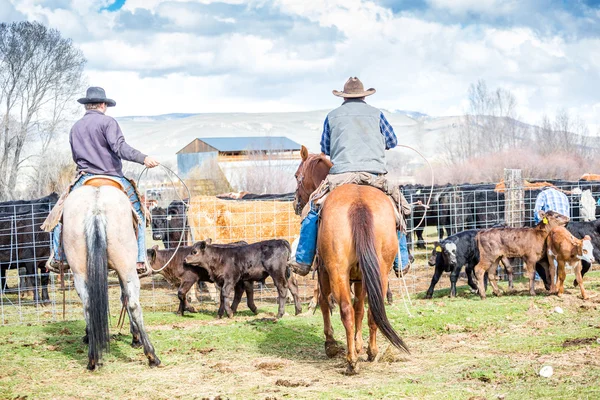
[77,86,116,107]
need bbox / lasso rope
[393,144,436,316]
[136,164,193,274]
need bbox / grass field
[1,273,600,400]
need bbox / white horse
[62,184,160,370]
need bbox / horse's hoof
[87,362,97,371]
[325,341,341,358]
[82,335,89,344]
[295,308,302,316]
[367,351,377,362]
[250,308,258,315]
[131,340,142,349]
[185,307,196,313]
[344,363,359,375]
[148,355,161,368]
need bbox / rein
[137,164,193,275]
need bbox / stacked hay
[188,196,300,243]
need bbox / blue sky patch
[102,0,125,12]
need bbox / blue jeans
[295,208,410,270]
[52,174,146,263]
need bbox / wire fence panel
[1,179,600,325]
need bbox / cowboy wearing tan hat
[291,77,412,276]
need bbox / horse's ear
[152,245,159,251]
[301,145,309,161]
[584,235,591,241]
[206,238,212,245]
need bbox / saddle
[83,175,125,191]
[41,173,150,233]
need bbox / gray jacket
[70,110,146,177]
[327,100,387,175]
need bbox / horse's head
[293,145,332,216]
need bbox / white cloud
[426,0,519,16]
[3,0,600,133]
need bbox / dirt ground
[1,271,600,399]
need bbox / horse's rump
[319,184,408,353]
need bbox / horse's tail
[350,202,409,354]
[84,204,110,369]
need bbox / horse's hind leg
[71,272,96,369]
[353,281,366,355]
[328,268,357,374]
[318,267,338,358]
[119,281,141,348]
[120,272,161,367]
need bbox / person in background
[534,187,570,224]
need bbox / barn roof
[197,136,301,152]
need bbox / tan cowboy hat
[332,77,376,98]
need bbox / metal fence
[1,177,600,325]
[402,177,600,283]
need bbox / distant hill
[117,110,448,168]
[117,113,200,122]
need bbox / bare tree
[449,80,521,162]
[0,21,85,199]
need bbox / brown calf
[474,211,570,299]
[546,226,594,299]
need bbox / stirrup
[45,255,67,274]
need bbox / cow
[150,200,192,249]
[147,243,258,316]
[474,210,570,299]
[0,193,58,303]
[535,218,600,289]
[546,226,594,299]
[426,230,481,298]
[425,230,516,299]
[185,239,301,319]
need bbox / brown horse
[293,146,408,374]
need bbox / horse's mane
[305,153,333,170]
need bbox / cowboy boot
[289,260,313,276]
[137,261,153,278]
[45,250,66,274]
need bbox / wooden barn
[177,136,302,194]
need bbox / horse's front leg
[353,281,365,355]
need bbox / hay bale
[188,196,300,243]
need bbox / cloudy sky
[2,0,600,129]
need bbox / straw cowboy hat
[77,86,116,107]
[332,77,376,98]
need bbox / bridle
[294,155,321,214]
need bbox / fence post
[504,169,524,227]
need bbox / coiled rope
[137,164,193,274]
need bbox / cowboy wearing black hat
[47,87,159,273]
